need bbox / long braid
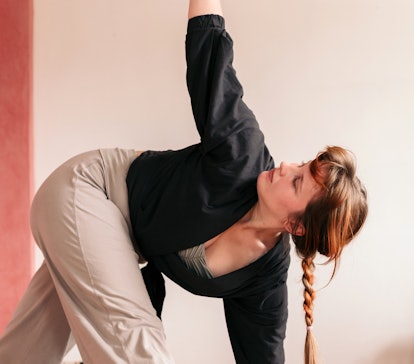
[302,258,318,364]
[292,146,368,362]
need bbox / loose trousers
[0,149,175,364]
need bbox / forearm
[188,0,223,19]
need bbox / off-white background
[33,1,414,363]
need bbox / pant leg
[8,149,174,364]
[0,262,72,364]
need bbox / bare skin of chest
[204,221,279,277]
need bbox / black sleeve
[223,284,288,364]
[186,15,261,156]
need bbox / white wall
[34,1,414,363]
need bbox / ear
[284,218,306,236]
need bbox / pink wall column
[0,0,33,333]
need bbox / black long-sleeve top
[126,15,290,364]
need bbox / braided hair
[292,146,368,364]
[302,258,317,364]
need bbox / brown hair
[292,145,368,364]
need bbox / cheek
[274,184,305,213]
[271,182,293,207]
[279,194,297,211]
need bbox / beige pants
[0,149,175,364]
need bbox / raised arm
[188,0,223,19]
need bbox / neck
[239,203,285,245]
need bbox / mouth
[269,168,274,182]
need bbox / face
[257,160,322,234]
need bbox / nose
[280,161,297,176]
[279,161,287,176]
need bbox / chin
[256,171,267,197]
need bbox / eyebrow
[296,163,307,195]
[297,174,304,194]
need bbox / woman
[0,1,367,363]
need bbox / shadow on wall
[360,337,414,364]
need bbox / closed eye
[293,176,299,191]
[293,174,304,194]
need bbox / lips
[269,168,274,182]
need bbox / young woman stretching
[0,1,368,363]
